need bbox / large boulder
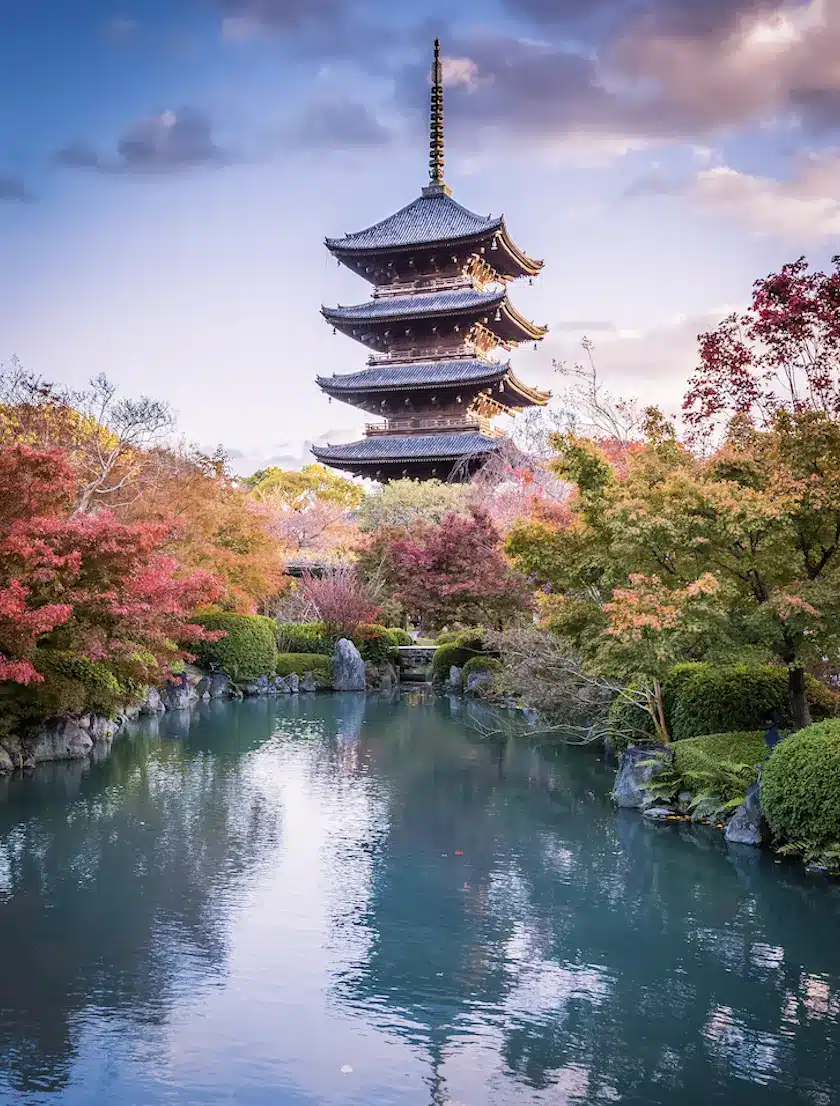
[0,747,13,775]
[274,675,292,694]
[332,639,366,692]
[612,744,674,809]
[448,665,463,691]
[89,716,120,744]
[162,682,195,710]
[286,673,300,693]
[300,671,318,693]
[139,687,166,715]
[25,719,93,764]
[725,782,769,847]
[208,672,231,699]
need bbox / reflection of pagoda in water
[313,40,550,482]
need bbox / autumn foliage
[0,443,222,698]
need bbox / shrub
[761,720,840,854]
[191,612,277,680]
[9,651,128,721]
[462,656,502,679]
[606,684,657,753]
[276,621,332,655]
[670,664,833,740]
[432,641,484,681]
[386,627,413,647]
[674,730,769,806]
[275,620,407,664]
[275,653,332,683]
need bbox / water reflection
[0,693,838,1104]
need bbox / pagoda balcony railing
[364,415,503,437]
[373,274,478,299]
[368,342,489,365]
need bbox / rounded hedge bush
[761,719,840,847]
[670,664,833,741]
[275,653,332,682]
[191,612,278,680]
[432,641,484,681]
[275,621,409,664]
[462,656,502,679]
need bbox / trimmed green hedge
[673,729,769,805]
[275,653,332,682]
[192,612,278,680]
[761,719,840,850]
[462,656,502,680]
[275,621,409,665]
[671,664,834,741]
[431,629,493,680]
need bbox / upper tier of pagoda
[325,191,543,285]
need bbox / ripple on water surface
[0,693,839,1105]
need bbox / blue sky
[2,0,839,471]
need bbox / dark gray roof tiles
[312,432,499,462]
[325,192,501,252]
[317,359,508,391]
[322,287,505,323]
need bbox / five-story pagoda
[313,40,550,482]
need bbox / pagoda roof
[322,288,547,347]
[317,359,550,407]
[312,431,499,465]
[326,192,497,252]
[323,286,503,323]
[325,191,543,279]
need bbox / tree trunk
[649,679,670,744]
[789,666,811,732]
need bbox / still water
[1,692,839,1105]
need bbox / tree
[0,443,223,699]
[384,509,531,632]
[299,565,381,639]
[0,360,175,515]
[355,478,471,533]
[684,255,840,442]
[245,463,364,510]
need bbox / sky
[2,0,839,473]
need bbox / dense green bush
[275,653,332,683]
[761,720,840,854]
[9,651,128,721]
[670,664,833,741]
[462,657,502,679]
[432,642,484,680]
[192,612,278,680]
[275,621,409,664]
[674,730,769,805]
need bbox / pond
[1,692,839,1105]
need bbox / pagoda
[312,40,550,482]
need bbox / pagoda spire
[423,40,451,197]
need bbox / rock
[725,782,769,847]
[612,744,674,809]
[0,747,13,775]
[89,716,119,744]
[122,702,142,722]
[379,662,398,693]
[466,671,492,696]
[195,676,210,698]
[287,673,300,693]
[162,683,195,710]
[25,719,93,764]
[139,687,166,715]
[300,671,317,693]
[208,672,231,699]
[332,639,366,692]
[274,675,291,694]
[678,791,693,806]
[643,806,675,821]
[448,665,463,690]
[241,681,263,697]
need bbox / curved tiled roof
[317,359,508,392]
[322,287,505,323]
[325,192,501,252]
[312,432,499,463]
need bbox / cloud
[389,2,840,159]
[682,154,840,238]
[219,0,343,34]
[56,109,235,174]
[290,100,393,150]
[623,167,682,197]
[0,174,33,203]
